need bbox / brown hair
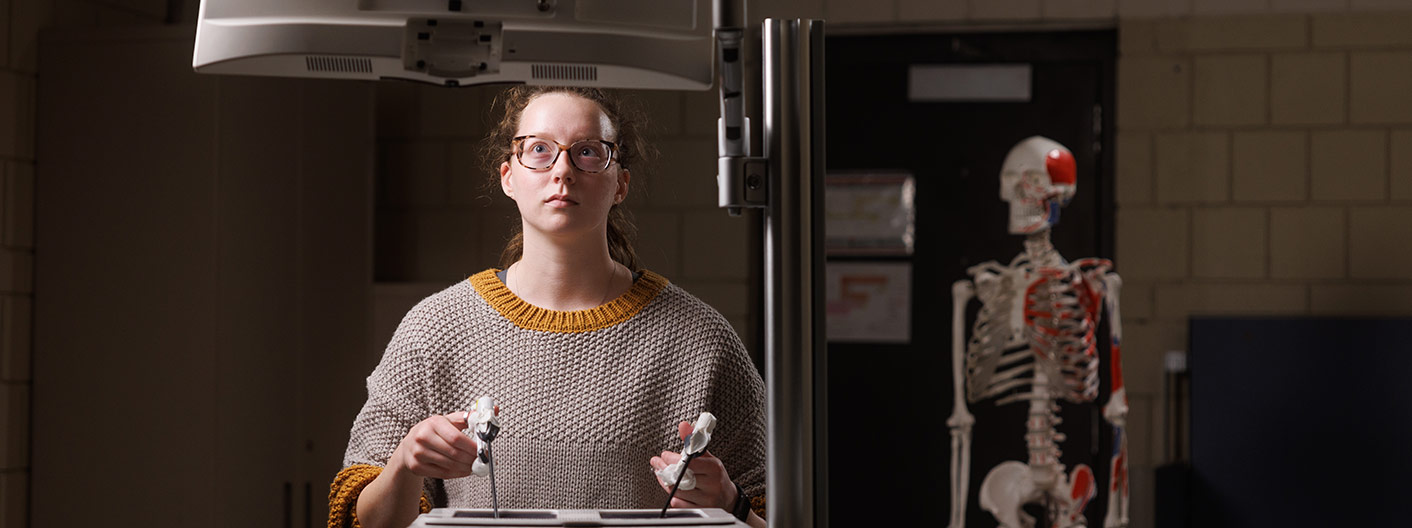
[483,86,652,271]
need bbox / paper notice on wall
[825,262,911,343]
[825,172,916,256]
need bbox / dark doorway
[824,30,1117,527]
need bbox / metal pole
[763,18,826,528]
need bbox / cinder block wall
[0,0,40,523]
[1116,8,1412,517]
[1,1,174,524]
[8,0,1412,527]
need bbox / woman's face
[500,92,630,241]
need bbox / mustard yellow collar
[469,268,668,333]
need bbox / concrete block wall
[1116,8,1412,490]
[1116,8,1412,528]
[3,2,40,525]
[5,0,1412,527]
[2,1,171,525]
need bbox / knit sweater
[332,269,766,525]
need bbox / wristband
[730,482,751,522]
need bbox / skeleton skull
[999,136,1076,235]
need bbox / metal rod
[487,443,499,519]
[805,20,828,528]
[659,452,701,517]
[762,17,826,528]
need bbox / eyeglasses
[512,135,618,173]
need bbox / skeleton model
[947,137,1129,528]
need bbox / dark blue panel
[1190,317,1412,527]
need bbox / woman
[329,86,767,528]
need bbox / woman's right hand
[391,411,482,479]
[357,412,480,528]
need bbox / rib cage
[1024,268,1101,403]
[965,257,1111,406]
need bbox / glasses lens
[519,137,558,169]
[569,141,610,172]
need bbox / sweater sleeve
[697,315,769,503]
[343,307,434,468]
[333,304,438,524]
[327,465,433,528]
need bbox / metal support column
[762,18,827,528]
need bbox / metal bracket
[403,19,503,83]
[713,17,766,217]
[718,155,769,216]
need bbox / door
[824,30,1116,527]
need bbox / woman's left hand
[649,421,739,509]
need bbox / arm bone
[948,280,978,528]
[1100,273,1129,528]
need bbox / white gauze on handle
[654,412,717,490]
[465,396,500,477]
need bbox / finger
[420,424,478,466]
[444,410,471,430]
[432,413,475,443]
[405,444,474,478]
[677,421,692,441]
[415,461,472,480]
[658,451,682,464]
[670,488,707,507]
[686,453,725,475]
[649,456,667,471]
[670,496,703,509]
[414,453,468,477]
[670,481,730,509]
[417,429,471,462]
[430,418,480,461]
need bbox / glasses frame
[512,135,619,174]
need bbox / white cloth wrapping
[654,412,717,490]
[464,396,500,478]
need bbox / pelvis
[979,461,1096,528]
